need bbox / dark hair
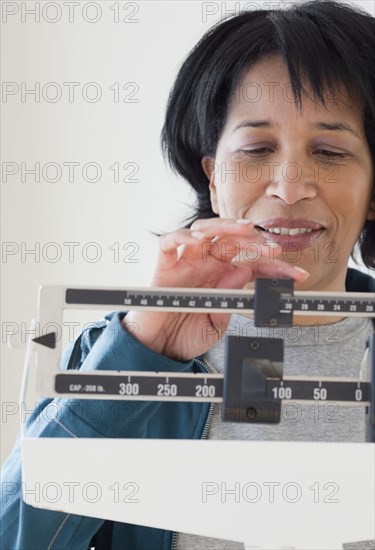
[160,0,375,268]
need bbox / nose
[265,158,318,204]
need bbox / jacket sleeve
[0,311,195,549]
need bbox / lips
[254,218,325,249]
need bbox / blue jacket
[1,268,374,550]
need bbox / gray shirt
[176,314,374,549]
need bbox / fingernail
[294,266,309,275]
[191,231,207,240]
[176,244,186,261]
[231,253,242,263]
[236,219,252,224]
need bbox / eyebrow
[231,119,360,138]
[314,122,360,138]
[231,120,273,133]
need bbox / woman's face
[202,55,375,291]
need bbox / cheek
[215,191,239,217]
[323,171,373,235]
[343,177,373,218]
[216,185,252,218]
[215,160,262,212]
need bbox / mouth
[254,219,325,249]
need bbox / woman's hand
[121,218,309,361]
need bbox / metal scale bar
[65,286,375,317]
[55,370,370,405]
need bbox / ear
[201,156,219,214]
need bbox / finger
[157,228,210,269]
[203,238,282,263]
[159,229,205,253]
[157,223,280,270]
[215,265,254,290]
[190,218,255,236]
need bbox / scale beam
[63,281,375,319]
[54,370,370,405]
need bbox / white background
[1,0,374,464]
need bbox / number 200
[195,385,216,397]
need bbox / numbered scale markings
[65,287,375,316]
[280,295,375,315]
[66,288,255,313]
[55,372,370,405]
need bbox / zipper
[170,357,215,550]
[194,357,216,440]
[170,530,177,550]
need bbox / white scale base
[21,438,374,549]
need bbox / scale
[18,278,375,549]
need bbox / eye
[238,147,274,156]
[315,149,347,158]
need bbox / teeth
[263,227,316,235]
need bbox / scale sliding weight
[19,278,375,550]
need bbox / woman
[1,0,374,548]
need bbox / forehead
[226,55,362,124]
